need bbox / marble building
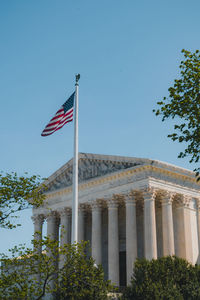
[32,153,200,286]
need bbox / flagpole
[71,74,80,244]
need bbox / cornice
[44,164,200,200]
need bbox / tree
[122,256,200,300]
[58,242,111,300]
[0,172,45,229]
[0,239,112,300]
[153,49,200,177]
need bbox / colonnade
[32,189,200,286]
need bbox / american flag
[41,92,75,137]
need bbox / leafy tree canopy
[122,256,200,300]
[0,239,112,300]
[0,172,45,229]
[154,49,200,177]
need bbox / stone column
[108,199,119,286]
[59,208,71,247]
[78,205,85,242]
[196,199,200,264]
[175,195,193,262]
[31,214,44,253]
[125,194,137,285]
[47,211,60,241]
[143,189,157,259]
[161,192,175,256]
[59,208,71,269]
[31,214,44,284]
[46,211,60,298]
[91,202,102,265]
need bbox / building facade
[32,153,200,286]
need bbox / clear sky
[1,0,200,255]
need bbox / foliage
[58,242,111,300]
[0,237,57,300]
[153,49,200,177]
[0,239,112,300]
[122,256,200,300]
[0,172,45,229]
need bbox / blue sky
[1,0,200,255]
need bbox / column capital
[31,214,44,225]
[107,199,118,209]
[142,188,156,201]
[91,200,103,211]
[78,203,89,213]
[113,193,125,202]
[125,193,136,205]
[46,211,60,224]
[174,194,191,208]
[196,198,200,210]
[161,191,175,205]
[183,195,192,207]
[58,207,71,218]
[107,194,122,208]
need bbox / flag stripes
[41,92,75,137]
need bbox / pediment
[46,153,146,192]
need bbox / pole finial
[76,74,80,83]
